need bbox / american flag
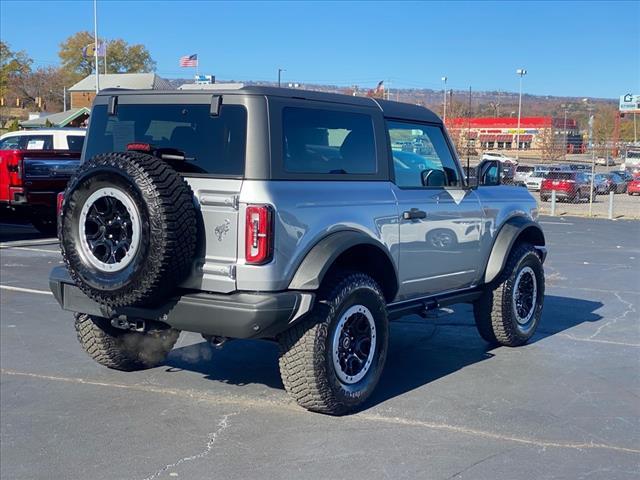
[179,54,198,67]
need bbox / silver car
[51,87,547,415]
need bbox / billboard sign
[619,94,640,113]
[194,75,215,85]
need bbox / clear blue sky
[1,0,638,99]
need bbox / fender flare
[483,216,546,284]
[288,230,397,292]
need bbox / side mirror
[421,169,446,187]
[477,160,501,186]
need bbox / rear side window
[66,135,85,152]
[4,135,54,150]
[0,137,20,150]
[85,104,247,176]
[282,107,376,174]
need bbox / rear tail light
[5,151,23,187]
[56,192,65,217]
[245,205,273,264]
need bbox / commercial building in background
[447,116,585,154]
[68,73,173,108]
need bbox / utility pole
[93,0,100,92]
[441,76,448,123]
[63,86,67,111]
[515,68,527,160]
[278,68,285,88]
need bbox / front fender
[483,216,546,284]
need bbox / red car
[628,178,640,196]
[540,171,594,203]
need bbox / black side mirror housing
[421,169,446,187]
[477,160,501,186]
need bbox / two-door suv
[50,86,546,414]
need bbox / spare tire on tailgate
[59,151,197,307]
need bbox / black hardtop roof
[97,86,442,124]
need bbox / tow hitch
[110,316,145,332]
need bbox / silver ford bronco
[50,86,546,415]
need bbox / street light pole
[93,0,100,93]
[278,68,285,88]
[515,68,527,160]
[441,76,448,123]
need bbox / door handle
[403,208,427,220]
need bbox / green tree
[58,31,155,82]
[1,41,32,94]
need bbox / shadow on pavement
[164,294,603,410]
[0,217,52,243]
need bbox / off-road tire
[473,243,544,347]
[60,152,197,307]
[74,313,180,371]
[277,272,389,415]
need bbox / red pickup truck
[0,148,81,234]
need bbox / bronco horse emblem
[214,219,231,241]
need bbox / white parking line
[0,246,59,254]
[539,221,574,225]
[0,285,52,296]
[0,238,58,247]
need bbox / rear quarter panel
[235,180,399,291]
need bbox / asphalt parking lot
[1,217,639,480]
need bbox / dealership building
[446,117,584,153]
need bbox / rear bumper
[49,266,314,339]
[540,190,576,200]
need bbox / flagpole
[93,0,100,92]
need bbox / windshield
[85,103,247,176]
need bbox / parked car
[481,151,517,165]
[0,129,85,234]
[596,156,616,166]
[49,86,546,415]
[627,177,640,195]
[514,165,536,185]
[525,171,547,191]
[0,128,86,152]
[592,173,614,194]
[608,171,629,193]
[540,171,594,202]
[567,163,591,171]
[612,169,634,182]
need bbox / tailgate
[180,177,242,293]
